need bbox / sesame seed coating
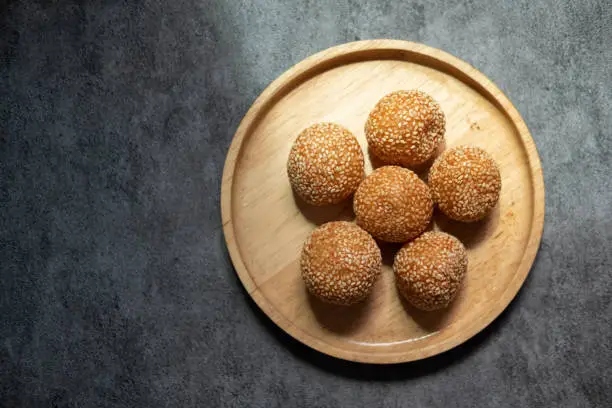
[287,123,365,206]
[428,145,502,222]
[353,166,433,243]
[365,90,445,168]
[394,231,468,311]
[301,221,382,305]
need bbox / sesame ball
[428,145,502,222]
[394,231,468,311]
[301,221,382,305]
[353,166,433,243]
[287,123,365,206]
[365,90,445,168]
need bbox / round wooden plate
[221,40,544,364]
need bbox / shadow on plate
[222,230,540,381]
[377,241,403,267]
[292,189,355,225]
[433,204,500,249]
[307,288,373,335]
[397,286,461,333]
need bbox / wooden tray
[221,40,545,364]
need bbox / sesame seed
[428,145,502,222]
[287,123,365,206]
[394,231,468,311]
[365,90,445,168]
[301,222,382,305]
[353,166,433,243]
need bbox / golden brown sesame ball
[365,90,445,168]
[287,123,364,206]
[353,166,433,243]
[428,145,502,222]
[301,221,382,305]
[394,231,468,311]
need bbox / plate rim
[220,39,545,364]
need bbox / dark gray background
[2,0,611,407]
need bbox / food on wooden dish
[394,231,468,311]
[428,145,502,222]
[353,166,433,243]
[365,90,445,168]
[287,123,365,206]
[301,221,382,305]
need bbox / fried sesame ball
[301,221,382,305]
[394,231,468,311]
[428,145,502,222]
[287,123,365,206]
[365,90,445,168]
[353,166,433,243]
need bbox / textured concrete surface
[1,0,611,407]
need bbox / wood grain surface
[221,40,545,364]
